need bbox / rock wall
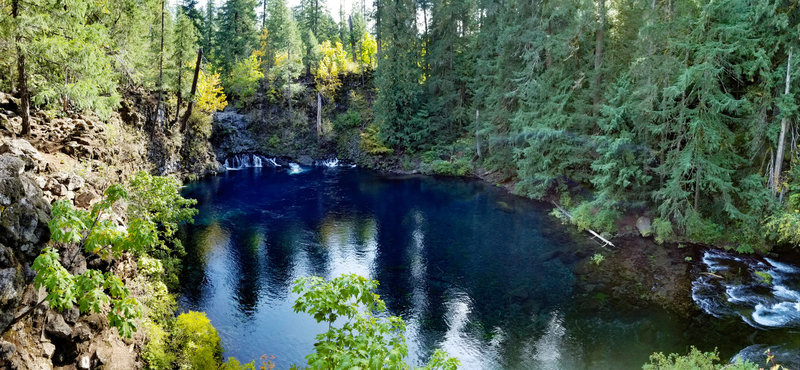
[0,90,218,369]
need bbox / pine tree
[374,0,423,149]
[216,0,259,75]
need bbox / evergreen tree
[201,0,217,60]
[374,0,423,149]
[216,0,259,75]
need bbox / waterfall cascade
[288,163,305,174]
[692,249,800,328]
[223,154,280,170]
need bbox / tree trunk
[375,0,381,58]
[774,48,793,196]
[593,0,606,117]
[317,92,322,140]
[181,48,203,132]
[13,0,31,137]
[475,110,481,158]
[349,15,356,62]
[694,166,701,212]
[157,0,166,126]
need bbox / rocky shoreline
[0,89,216,369]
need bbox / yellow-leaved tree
[314,41,348,99]
[196,70,228,113]
[359,32,377,70]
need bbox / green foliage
[292,274,459,369]
[32,174,197,338]
[143,322,175,369]
[652,218,674,245]
[591,253,605,266]
[173,311,224,369]
[754,271,773,285]
[127,171,197,288]
[227,52,265,105]
[360,125,394,156]
[642,346,757,370]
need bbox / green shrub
[143,322,174,370]
[642,346,757,370]
[173,311,224,369]
[570,201,620,234]
[334,108,362,131]
[652,218,674,244]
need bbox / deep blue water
[177,166,756,369]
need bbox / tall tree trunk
[694,166,701,211]
[349,15,356,62]
[774,48,793,196]
[181,48,203,132]
[157,0,166,126]
[13,0,31,137]
[262,0,267,29]
[176,47,184,126]
[475,109,481,158]
[375,0,381,58]
[317,92,322,140]
[593,0,606,117]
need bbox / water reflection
[179,167,761,368]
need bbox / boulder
[59,173,85,191]
[42,342,56,358]
[45,177,67,197]
[0,139,44,171]
[0,339,16,362]
[636,216,652,237]
[75,191,99,209]
[0,267,23,333]
[72,322,92,342]
[298,155,314,166]
[77,355,91,370]
[45,312,72,339]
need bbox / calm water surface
[178,166,779,369]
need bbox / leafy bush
[127,171,198,289]
[570,201,620,234]
[143,322,174,370]
[173,311,224,369]
[226,52,264,106]
[425,158,473,177]
[292,274,459,369]
[642,347,757,369]
[32,185,145,338]
[652,218,674,244]
[360,124,394,155]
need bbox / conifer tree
[216,0,259,75]
[374,0,422,149]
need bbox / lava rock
[46,312,73,339]
[0,139,44,172]
[75,191,99,209]
[42,342,56,358]
[0,339,16,362]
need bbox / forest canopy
[2,0,800,252]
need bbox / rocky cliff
[0,90,218,369]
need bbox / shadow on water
[178,167,793,369]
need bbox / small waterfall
[224,154,280,170]
[314,158,356,168]
[692,249,800,328]
[318,158,340,167]
[266,158,280,167]
[288,163,305,175]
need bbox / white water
[224,154,280,170]
[288,163,305,175]
[692,249,800,328]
